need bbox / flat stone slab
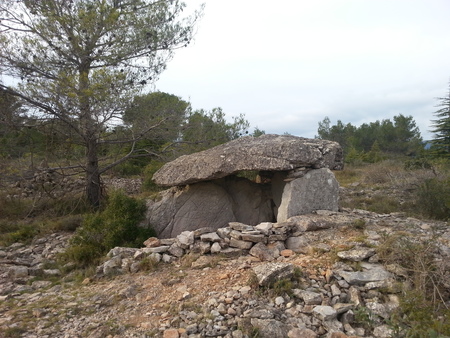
[337,248,376,262]
[153,134,343,187]
[336,263,393,285]
[252,262,295,287]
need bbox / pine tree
[0,1,203,207]
[431,85,450,158]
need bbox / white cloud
[157,0,450,141]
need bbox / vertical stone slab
[271,172,287,215]
[147,182,236,238]
[277,168,339,222]
[146,176,275,238]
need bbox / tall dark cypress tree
[431,84,450,158]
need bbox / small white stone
[275,296,285,306]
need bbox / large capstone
[153,134,343,187]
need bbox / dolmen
[147,134,343,238]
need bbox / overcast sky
[156,0,450,140]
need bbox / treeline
[316,114,424,163]
[0,90,259,175]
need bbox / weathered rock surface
[147,176,274,238]
[153,134,343,187]
[147,168,342,238]
[336,263,394,285]
[252,262,295,287]
[147,135,344,237]
[277,168,339,222]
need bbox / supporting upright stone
[277,168,339,222]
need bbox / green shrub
[391,290,450,337]
[236,170,259,182]
[111,161,145,177]
[139,256,160,272]
[142,161,165,192]
[345,147,364,165]
[352,218,367,229]
[0,194,31,220]
[249,267,303,297]
[63,243,104,268]
[63,190,155,267]
[0,223,39,245]
[361,141,385,163]
[333,166,363,186]
[271,278,294,296]
[416,177,450,220]
[42,193,92,217]
[354,306,375,331]
[47,215,84,232]
[3,326,27,338]
[0,190,91,221]
[404,157,433,170]
[238,318,260,338]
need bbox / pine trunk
[86,136,101,208]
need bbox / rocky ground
[1,185,449,338]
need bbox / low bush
[337,159,449,219]
[341,194,403,215]
[142,161,165,192]
[377,234,450,336]
[40,193,92,217]
[354,306,376,332]
[248,267,303,298]
[333,167,364,186]
[110,161,145,177]
[351,219,367,229]
[0,193,31,220]
[416,177,450,220]
[0,223,39,246]
[404,157,433,170]
[63,190,155,267]
[393,290,450,337]
[47,215,84,232]
[0,189,90,221]
[139,256,160,272]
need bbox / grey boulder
[146,176,273,238]
[277,168,339,222]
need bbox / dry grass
[377,233,450,336]
[336,159,450,220]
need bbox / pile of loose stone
[8,171,142,199]
[95,209,450,338]
[0,232,71,297]
[97,210,349,277]
[1,209,449,338]
[176,260,397,338]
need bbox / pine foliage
[430,86,450,158]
